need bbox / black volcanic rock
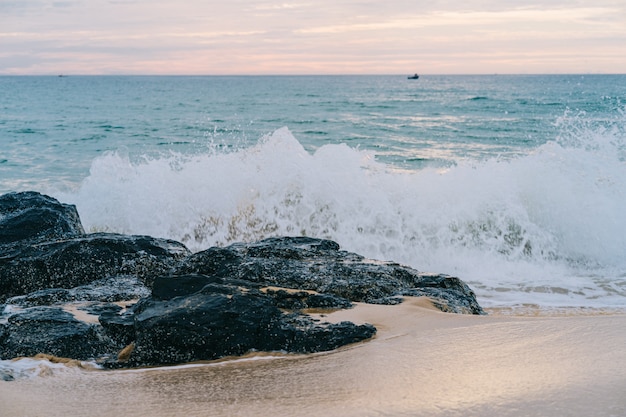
[0,191,84,245]
[0,233,190,302]
[5,275,150,308]
[150,273,228,301]
[0,191,189,303]
[0,307,115,360]
[0,191,486,370]
[120,276,374,367]
[175,236,484,314]
[98,309,136,346]
[401,273,486,314]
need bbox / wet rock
[175,236,484,314]
[0,191,85,246]
[1,276,147,358]
[79,303,123,317]
[0,307,116,361]
[150,273,229,301]
[117,277,375,367]
[0,191,486,369]
[149,273,353,310]
[402,273,485,314]
[98,309,136,346]
[5,275,150,308]
[0,233,190,302]
[0,191,190,303]
[266,287,353,310]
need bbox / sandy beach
[1,297,625,417]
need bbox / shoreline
[485,305,626,317]
[2,298,625,417]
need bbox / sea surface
[1,74,625,310]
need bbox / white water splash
[57,118,626,308]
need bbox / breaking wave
[57,112,626,308]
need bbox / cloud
[295,7,620,34]
[1,0,625,74]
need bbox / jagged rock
[0,307,116,361]
[0,233,190,302]
[402,273,485,314]
[0,191,486,370]
[0,191,190,302]
[5,275,150,308]
[150,273,230,301]
[79,303,123,317]
[265,287,353,310]
[0,191,84,245]
[148,273,352,309]
[174,236,484,314]
[0,276,144,360]
[98,309,136,346]
[113,276,375,367]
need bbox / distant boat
[407,74,419,80]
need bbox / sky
[1,0,625,75]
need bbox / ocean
[1,74,625,311]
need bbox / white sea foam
[57,117,626,309]
[0,357,95,380]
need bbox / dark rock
[5,288,70,307]
[99,310,136,346]
[128,289,282,365]
[0,191,84,245]
[0,233,190,302]
[0,275,146,358]
[5,275,150,308]
[150,273,227,301]
[149,273,352,310]
[264,287,353,310]
[0,307,116,361]
[120,279,375,367]
[79,303,123,317]
[0,274,148,359]
[175,236,484,314]
[0,192,486,370]
[402,273,485,314]
[274,314,376,353]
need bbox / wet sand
[1,297,625,417]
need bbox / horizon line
[2,72,625,77]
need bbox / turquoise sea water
[1,75,625,309]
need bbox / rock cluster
[0,191,484,370]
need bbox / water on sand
[2,298,625,417]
